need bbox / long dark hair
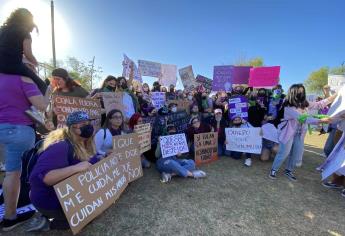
[101,75,117,90]
[104,109,124,130]
[2,8,37,33]
[284,84,309,109]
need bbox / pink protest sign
[249,66,280,88]
[233,66,252,84]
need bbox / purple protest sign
[232,66,252,84]
[228,96,248,121]
[212,65,234,92]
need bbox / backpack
[0,139,74,207]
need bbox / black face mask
[121,84,128,89]
[296,93,305,102]
[80,124,94,138]
[106,85,115,90]
[233,122,242,127]
[170,88,174,92]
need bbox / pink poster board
[249,66,280,88]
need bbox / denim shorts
[262,138,276,150]
[0,123,35,172]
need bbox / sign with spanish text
[212,65,234,92]
[228,96,248,121]
[138,60,162,77]
[194,132,218,166]
[151,92,166,109]
[225,128,262,154]
[248,66,280,88]
[134,123,152,153]
[122,54,142,83]
[159,133,189,158]
[179,65,197,90]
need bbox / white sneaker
[160,172,172,183]
[244,158,252,167]
[192,170,207,179]
[296,161,302,167]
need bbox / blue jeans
[0,124,35,172]
[156,158,195,177]
[324,128,336,157]
[218,143,226,156]
[271,133,304,172]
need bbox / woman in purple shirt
[0,74,47,231]
[28,111,100,231]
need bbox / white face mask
[171,107,177,113]
[188,95,193,100]
[215,116,222,121]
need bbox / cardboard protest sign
[134,123,152,153]
[248,66,280,88]
[52,95,102,129]
[179,65,197,90]
[122,54,142,83]
[138,60,162,77]
[159,133,189,158]
[261,123,278,143]
[327,85,345,121]
[159,64,177,87]
[225,128,262,154]
[212,65,234,92]
[194,132,218,166]
[151,92,166,109]
[54,156,129,234]
[112,133,143,183]
[196,75,212,91]
[228,96,248,121]
[328,75,345,93]
[102,92,135,119]
[233,66,252,84]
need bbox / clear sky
[1,0,345,90]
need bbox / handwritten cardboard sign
[151,92,166,109]
[328,75,345,93]
[159,133,189,158]
[138,60,162,77]
[194,132,218,166]
[249,66,280,88]
[134,123,152,153]
[52,95,102,130]
[228,96,248,121]
[54,156,128,235]
[225,128,262,154]
[179,65,197,90]
[122,54,142,83]
[102,92,135,119]
[112,133,143,183]
[212,65,234,92]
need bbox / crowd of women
[0,8,344,233]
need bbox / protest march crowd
[0,8,345,234]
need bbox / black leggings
[0,63,47,94]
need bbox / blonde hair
[39,127,96,161]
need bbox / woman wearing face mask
[28,111,99,231]
[166,84,178,100]
[226,116,253,167]
[168,102,178,113]
[210,109,228,156]
[269,84,336,181]
[187,117,212,157]
[214,92,229,117]
[156,124,206,183]
[190,103,202,121]
[90,75,117,97]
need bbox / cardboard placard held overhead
[138,60,162,77]
[194,132,218,166]
[112,133,143,183]
[212,65,234,92]
[225,128,262,154]
[134,123,152,153]
[52,95,102,130]
[159,133,189,158]
[179,65,197,90]
[54,156,128,235]
[159,64,177,87]
[122,54,142,83]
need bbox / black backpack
[0,139,74,207]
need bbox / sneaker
[269,170,277,180]
[244,158,252,167]
[192,170,206,179]
[26,216,50,232]
[295,161,302,167]
[322,182,343,189]
[160,172,172,183]
[284,170,297,181]
[2,211,35,231]
[341,189,345,198]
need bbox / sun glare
[0,0,71,62]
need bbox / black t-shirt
[0,26,31,65]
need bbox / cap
[214,109,222,114]
[52,68,70,80]
[66,111,90,127]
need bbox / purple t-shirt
[0,74,41,125]
[29,140,99,210]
